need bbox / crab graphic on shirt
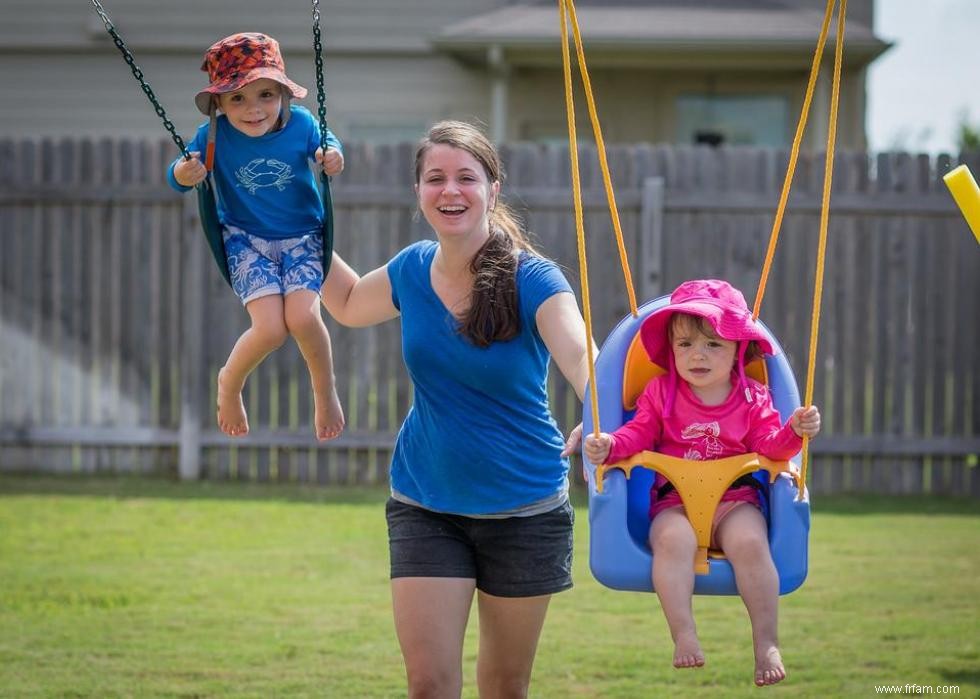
[681,421,724,460]
[236,158,294,194]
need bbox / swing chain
[311,0,330,153]
[89,0,189,158]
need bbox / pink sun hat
[639,279,776,368]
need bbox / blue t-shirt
[387,240,574,515]
[167,105,341,239]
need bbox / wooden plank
[29,148,45,431]
[147,171,163,430]
[638,176,665,300]
[177,194,205,480]
[0,140,13,432]
[251,306,274,483]
[895,156,918,449]
[867,176,888,469]
[5,151,27,428]
[38,160,57,431]
[842,173,864,493]
[161,202,181,431]
[933,203,959,494]
[106,143,124,431]
[0,185,181,204]
[74,141,95,473]
[806,437,980,456]
[909,205,931,493]
[360,203,383,484]
[132,142,153,431]
[266,342,284,482]
[0,425,180,446]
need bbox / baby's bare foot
[217,368,249,437]
[673,631,705,669]
[754,646,786,686]
[314,387,345,441]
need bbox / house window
[676,95,789,147]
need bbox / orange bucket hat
[194,32,307,115]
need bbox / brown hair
[415,120,540,347]
[669,313,762,363]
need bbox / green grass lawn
[1,476,978,698]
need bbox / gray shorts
[385,497,575,598]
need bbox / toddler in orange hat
[168,33,344,441]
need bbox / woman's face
[416,144,499,241]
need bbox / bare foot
[673,631,705,669]
[314,387,345,441]
[754,646,786,686]
[217,368,249,437]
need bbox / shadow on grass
[936,666,980,692]
[1,474,977,515]
[0,473,390,506]
[810,493,980,516]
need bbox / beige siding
[1,0,504,51]
[0,0,876,146]
[327,57,489,138]
[3,51,487,143]
[780,0,873,27]
[509,67,868,149]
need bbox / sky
[867,0,980,154]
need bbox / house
[1,0,888,148]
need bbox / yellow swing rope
[559,0,599,436]
[561,0,845,489]
[750,0,846,495]
[799,0,847,494]
[558,0,639,437]
[752,0,847,500]
[751,0,836,320]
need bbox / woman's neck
[433,230,488,280]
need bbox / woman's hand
[560,422,583,458]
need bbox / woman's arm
[535,291,595,401]
[320,252,400,328]
[537,291,597,459]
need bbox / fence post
[639,176,665,300]
[178,194,206,480]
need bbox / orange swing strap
[558,0,639,439]
[564,0,845,532]
[751,0,847,496]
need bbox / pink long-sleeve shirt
[605,374,803,517]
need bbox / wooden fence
[0,138,977,496]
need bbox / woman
[321,121,591,697]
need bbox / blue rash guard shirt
[167,105,341,240]
[387,240,574,515]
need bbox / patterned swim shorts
[222,226,323,305]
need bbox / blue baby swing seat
[556,0,842,597]
[582,296,811,595]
